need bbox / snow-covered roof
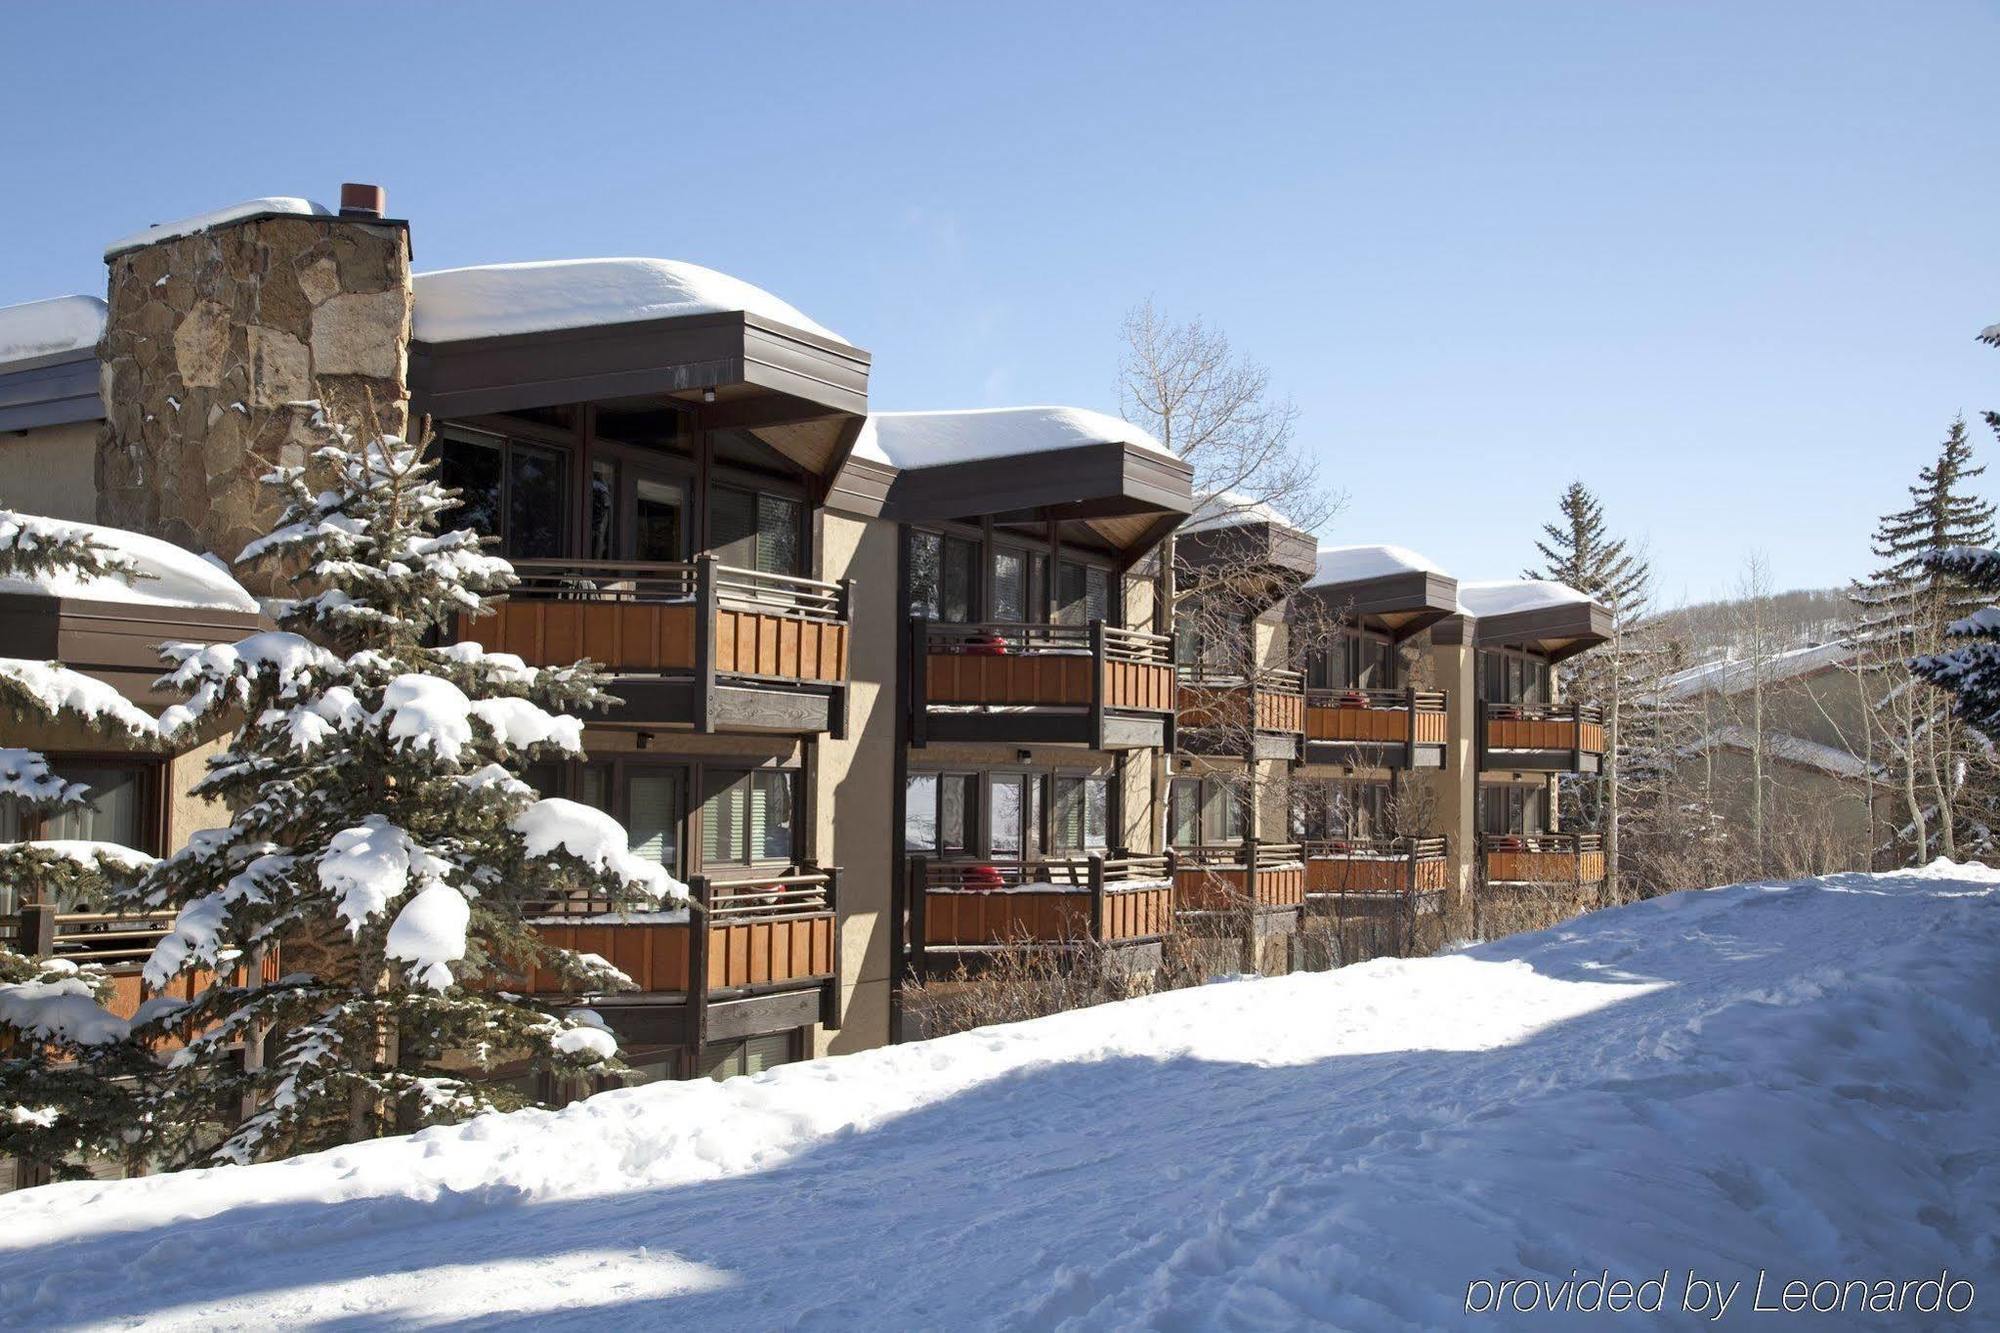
[851,406,1170,470]
[1182,490,1299,536]
[1307,544,1447,588]
[412,258,847,347]
[0,512,257,613]
[1663,640,1857,700]
[1455,579,1593,619]
[1688,725,1881,782]
[0,296,106,366]
[105,197,333,259]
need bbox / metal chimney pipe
[338,183,386,218]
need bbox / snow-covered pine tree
[1523,481,1657,902]
[1851,417,1998,861]
[134,409,682,1167]
[0,508,168,1178]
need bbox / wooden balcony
[1303,688,1449,769]
[1478,701,1604,773]
[516,867,843,1048]
[907,853,1175,972]
[911,620,1177,750]
[1479,832,1605,887]
[1176,668,1306,760]
[1303,837,1451,898]
[11,904,281,1032]
[1173,841,1307,913]
[456,556,850,735]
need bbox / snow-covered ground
[3,864,1996,1330]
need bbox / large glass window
[702,769,799,866]
[905,772,977,854]
[941,537,980,624]
[0,760,153,910]
[1052,775,1111,852]
[589,460,618,560]
[439,430,570,559]
[711,487,802,575]
[992,549,1026,622]
[908,531,942,619]
[627,770,685,875]
[1479,785,1546,836]
[633,475,687,562]
[1169,778,1202,848]
[1479,652,1551,705]
[1056,561,1111,626]
[988,774,1041,859]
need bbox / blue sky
[4,1,1995,603]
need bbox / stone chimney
[95,189,413,577]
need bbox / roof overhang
[409,311,871,480]
[1177,520,1317,583]
[0,348,103,432]
[0,591,264,707]
[876,441,1193,558]
[1295,570,1460,640]
[1435,600,1612,661]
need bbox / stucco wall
[0,420,99,521]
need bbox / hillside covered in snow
[2,864,1995,1330]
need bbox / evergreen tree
[0,509,165,1178]
[1850,417,1998,861]
[133,411,680,1166]
[1524,481,1657,901]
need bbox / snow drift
[1,863,1995,1329]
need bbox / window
[1479,651,1551,705]
[1178,605,1248,673]
[1056,560,1111,626]
[941,536,980,624]
[908,531,942,619]
[1052,775,1111,852]
[633,476,686,562]
[992,548,1026,622]
[1314,632,1399,691]
[1200,779,1244,846]
[988,774,1041,859]
[1028,552,1049,623]
[589,460,618,560]
[0,759,154,910]
[627,770,685,875]
[702,770,799,866]
[1169,778,1202,848]
[905,773,977,855]
[439,429,570,559]
[1480,785,1546,836]
[711,486,802,575]
[700,1032,798,1081]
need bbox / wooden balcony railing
[1172,840,1308,911]
[1176,667,1306,735]
[1479,832,1606,887]
[520,868,840,1027]
[1478,700,1605,770]
[10,904,281,1023]
[908,852,1175,961]
[912,620,1177,748]
[1304,687,1449,752]
[458,555,850,690]
[1303,836,1451,896]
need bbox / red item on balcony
[961,863,1007,890]
[963,635,1010,657]
[1338,691,1369,708]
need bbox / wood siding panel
[1258,691,1306,734]
[1106,662,1174,713]
[459,605,697,673]
[1486,718,1606,755]
[714,610,848,684]
[525,921,692,994]
[1414,711,1449,744]
[1306,705,1411,743]
[1484,850,1606,884]
[1175,865,1305,910]
[1101,886,1174,940]
[926,653,1093,707]
[923,891,1090,944]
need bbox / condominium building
[0,185,1608,1091]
